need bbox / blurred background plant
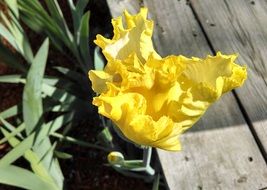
[0,0,165,189]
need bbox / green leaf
[34,113,73,145]
[0,104,21,120]
[67,0,77,30]
[42,83,76,103]
[0,123,25,144]
[97,127,113,147]
[76,0,89,15]
[0,116,23,139]
[19,0,66,50]
[22,33,34,63]
[94,46,105,70]
[0,23,18,50]
[0,42,26,71]
[0,12,33,63]
[0,165,57,190]
[23,38,49,135]
[4,0,19,18]
[0,127,34,167]
[0,114,72,166]
[79,11,90,69]
[68,0,89,33]
[51,132,110,152]
[53,66,85,83]
[45,0,65,26]
[54,150,73,159]
[45,0,73,41]
[0,118,67,189]
[0,74,24,83]
[21,38,64,188]
[0,128,59,188]
[20,13,43,32]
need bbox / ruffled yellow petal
[180,52,247,102]
[93,88,146,122]
[94,7,160,63]
[128,115,182,151]
[88,70,112,94]
[102,54,155,91]
[92,83,183,151]
[146,55,186,90]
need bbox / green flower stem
[108,147,155,176]
[143,147,155,176]
[51,132,111,152]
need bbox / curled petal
[146,55,186,89]
[88,70,112,94]
[128,115,182,151]
[104,54,155,90]
[94,7,160,63]
[93,88,183,151]
[93,90,147,122]
[181,52,247,101]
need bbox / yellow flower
[89,8,247,151]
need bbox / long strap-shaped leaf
[0,113,72,167]
[68,0,89,33]
[22,38,64,189]
[0,40,26,71]
[0,113,72,189]
[0,128,59,190]
[0,116,24,139]
[23,38,48,135]
[0,165,57,190]
[0,122,25,144]
[44,0,73,42]
[78,11,91,71]
[0,3,33,63]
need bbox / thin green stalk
[143,147,155,176]
[51,132,111,152]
